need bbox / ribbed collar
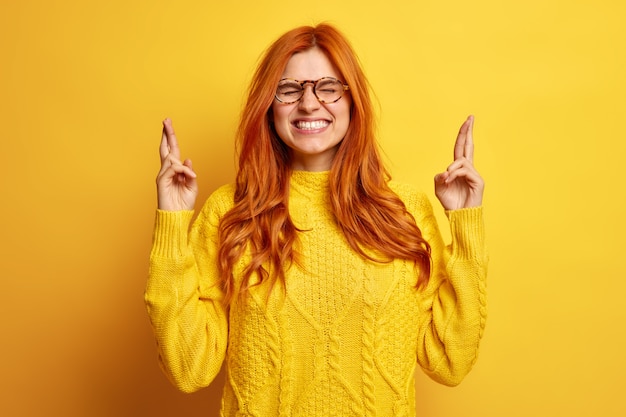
[289,170,331,204]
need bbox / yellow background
[1,0,624,415]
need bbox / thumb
[182,159,198,189]
[434,172,448,185]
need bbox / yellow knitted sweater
[145,170,488,417]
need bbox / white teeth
[296,120,329,130]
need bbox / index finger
[453,115,474,162]
[160,118,181,162]
[159,128,168,163]
[464,115,474,163]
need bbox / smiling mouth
[294,120,330,130]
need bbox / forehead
[281,47,341,80]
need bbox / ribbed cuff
[445,206,485,260]
[150,210,195,258]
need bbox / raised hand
[434,115,484,210]
[156,118,198,211]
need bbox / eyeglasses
[275,77,350,104]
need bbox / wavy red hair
[218,24,431,303]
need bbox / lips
[293,119,330,131]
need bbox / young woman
[146,23,487,417]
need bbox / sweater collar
[289,170,330,203]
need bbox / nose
[298,84,321,112]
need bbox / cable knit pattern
[145,171,488,417]
[361,275,377,417]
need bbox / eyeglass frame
[274,77,350,104]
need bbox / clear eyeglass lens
[276,81,303,103]
[315,79,343,102]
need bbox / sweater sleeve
[409,190,488,386]
[144,187,232,393]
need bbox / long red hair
[217,24,431,303]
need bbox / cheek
[273,103,289,120]
[336,104,352,135]
[271,105,290,140]
[272,103,288,123]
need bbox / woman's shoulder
[388,180,429,204]
[197,183,237,220]
[209,183,236,201]
[387,180,435,220]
